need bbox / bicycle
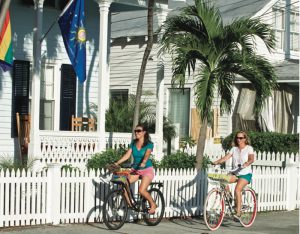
[204,165,257,231]
[102,164,165,230]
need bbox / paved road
[0,211,298,234]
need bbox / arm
[213,152,232,165]
[115,148,132,166]
[242,153,254,168]
[140,149,152,168]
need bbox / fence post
[47,163,61,224]
[286,158,297,211]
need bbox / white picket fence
[0,152,298,227]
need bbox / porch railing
[36,131,158,169]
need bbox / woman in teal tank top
[115,124,157,214]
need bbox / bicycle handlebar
[229,164,243,176]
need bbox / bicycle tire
[204,188,225,231]
[142,188,165,226]
[239,187,257,227]
[103,189,128,230]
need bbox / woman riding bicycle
[114,123,157,214]
[212,131,254,221]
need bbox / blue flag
[58,0,86,83]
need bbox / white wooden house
[0,0,298,167]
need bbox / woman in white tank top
[213,131,255,221]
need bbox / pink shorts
[131,166,155,181]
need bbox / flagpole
[40,17,59,42]
[0,0,11,32]
[40,0,75,42]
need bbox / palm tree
[159,0,277,169]
[132,0,155,135]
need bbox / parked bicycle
[204,165,257,231]
[102,164,165,230]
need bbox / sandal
[148,206,157,214]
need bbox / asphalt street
[0,210,298,234]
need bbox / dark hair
[134,123,152,148]
[233,131,251,146]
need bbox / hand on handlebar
[229,164,243,176]
[131,163,145,170]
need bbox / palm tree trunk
[195,117,208,169]
[132,0,155,137]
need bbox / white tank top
[229,145,254,175]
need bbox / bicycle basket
[207,173,231,183]
[114,168,132,176]
[111,174,128,184]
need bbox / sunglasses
[236,137,245,140]
[134,129,143,133]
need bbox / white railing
[37,131,158,170]
[0,152,298,227]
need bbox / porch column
[95,0,111,151]
[155,8,168,160]
[284,0,291,59]
[28,0,44,157]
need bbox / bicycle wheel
[204,188,225,231]
[240,187,257,227]
[103,189,128,230]
[142,188,165,226]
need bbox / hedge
[222,131,299,153]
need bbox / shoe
[233,214,241,222]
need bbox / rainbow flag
[0,9,13,71]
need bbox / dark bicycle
[102,164,165,230]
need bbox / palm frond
[224,18,276,53]
[216,72,234,114]
[194,66,217,120]
[224,54,278,112]
[194,0,223,40]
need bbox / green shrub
[87,148,160,170]
[222,131,299,153]
[158,151,196,169]
[86,148,126,170]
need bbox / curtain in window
[235,85,295,133]
[168,89,190,138]
[235,88,258,131]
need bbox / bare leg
[234,178,249,216]
[225,175,238,191]
[139,176,157,213]
[123,174,139,206]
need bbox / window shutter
[12,60,30,137]
[60,64,77,131]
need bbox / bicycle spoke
[103,190,128,230]
[142,188,165,226]
[239,188,257,227]
[204,189,225,231]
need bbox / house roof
[235,59,299,82]
[274,59,299,81]
[111,0,273,38]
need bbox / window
[21,0,68,9]
[273,0,299,52]
[273,6,285,50]
[168,88,190,138]
[40,65,55,130]
[110,89,128,103]
[290,11,299,51]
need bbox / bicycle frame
[111,177,163,213]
